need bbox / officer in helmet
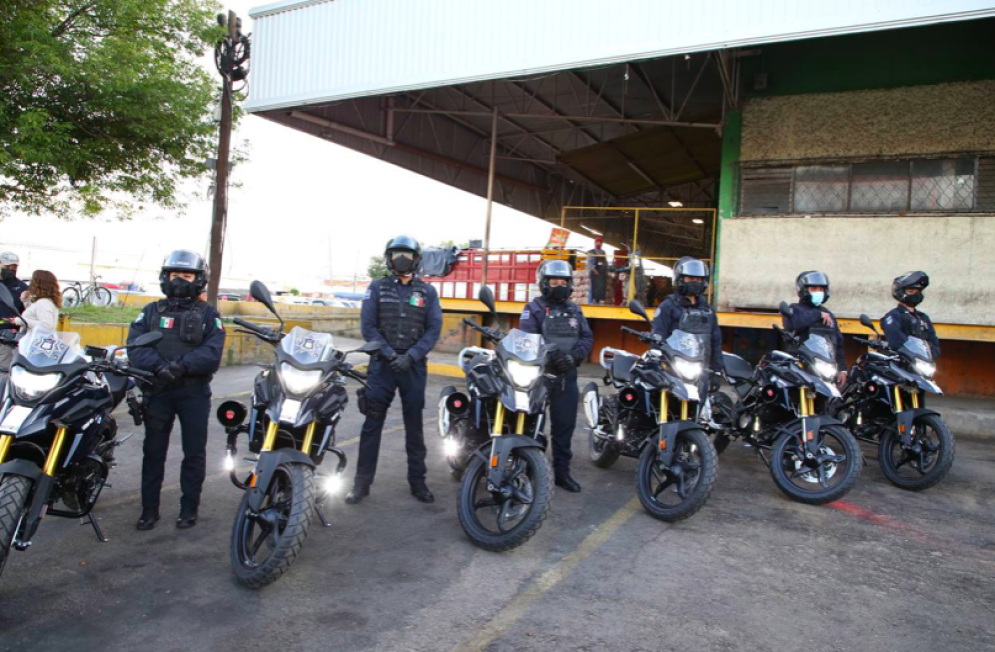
[0,251,29,386]
[518,260,594,492]
[651,257,724,386]
[127,251,225,530]
[783,270,847,384]
[347,236,442,505]
[882,271,940,358]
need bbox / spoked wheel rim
[884,422,942,479]
[644,436,704,508]
[467,453,537,535]
[780,431,851,493]
[236,468,293,569]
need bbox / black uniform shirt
[361,275,442,361]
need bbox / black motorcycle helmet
[537,259,574,302]
[893,271,929,306]
[673,257,709,297]
[384,235,422,275]
[796,270,830,305]
[159,250,208,298]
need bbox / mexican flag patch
[215,318,224,330]
[159,316,175,329]
[410,293,425,308]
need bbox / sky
[0,0,607,292]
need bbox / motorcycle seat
[611,352,639,385]
[722,352,753,382]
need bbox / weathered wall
[741,80,995,162]
[717,214,995,325]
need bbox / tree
[367,255,389,280]
[0,0,224,217]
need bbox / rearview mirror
[778,301,793,318]
[628,300,650,323]
[478,285,497,316]
[0,284,18,315]
[130,331,163,348]
[859,314,879,334]
[250,280,279,318]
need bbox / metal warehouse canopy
[246,0,995,259]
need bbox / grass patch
[63,304,143,324]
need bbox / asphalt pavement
[0,367,993,652]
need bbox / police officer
[127,251,225,530]
[652,257,724,387]
[783,270,847,384]
[0,252,29,386]
[519,260,593,493]
[882,271,940,358]
[347,236,442,505]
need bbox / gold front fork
[799,388,810,418]
[0,434,11,464]
[261,420,279,452]
[492,402,505,436]
[893,387,904,412]
[911,391,920,409]
[515,412,526,435]
[42,427,68,476]
[680,400,689,421]
[659,391,669,424]
[301,421,317,455]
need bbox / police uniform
[651,294,724,372]
[784,302,846,368]
[882,305,940,358]
[0,271,28,384]
[128,298,225,516]
[519,297,594,477]
[354,275,442,489]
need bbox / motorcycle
[438,286,553,552]
[0,284,158,587]
[832,314,954,491]
[216,281,379,588]
[703,302,861,504]
[583,300,717,521]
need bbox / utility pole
[207,10,249,305]
[89,236,97,285]
[481,107,499,288]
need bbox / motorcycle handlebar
[233,317,279,341]
[462,317,501,342]
[621,326,651,341]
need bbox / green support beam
[713,109,742,307]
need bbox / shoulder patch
[133,313,144,324]
[885,316,893,325]
[215,317,224,330]
[521,310,530,320]
[364,288,372,300]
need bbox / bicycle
[62,277,114,307]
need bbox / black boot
[345,484,370,505]
[555,473,581,493]
[410,482,434,504]
[176,508,198,529]
[136,508,160,531]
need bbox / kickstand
[83,513,108,542]
[315,504,331,528]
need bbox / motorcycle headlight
[507,360,541,388]
[812,359,837,381]
[914,359,936,378]
[672,358,703,381]
[10,366,62,400]
[280,363,323,395]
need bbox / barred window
[740,156,991,216]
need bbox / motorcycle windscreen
[279,326,336,364]
[17,327,84,367]
[900,336,933,362]
[800,333,835,363]
[499,329,545,362]
[664,330,706,361]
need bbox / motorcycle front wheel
[636,428,717,522]
[879,414,954,491]
[457,447,552,552]
[769,424,860,505]
[0,475,31,584]
[230,463,314,589]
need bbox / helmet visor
[677,259,709,278]
[541,260,573,279]
[390,251,416,263]
[162,250,205,272]
[799,271,829,288]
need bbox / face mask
[678,281,706,297]
[549,285,571,303]
[809,291,825,307]
[391,256,415,275]
[167,277,197,299]
[0,269,14,282]
[905,293,924,306]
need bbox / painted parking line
[452,496,641,652]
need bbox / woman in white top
[13,270,61,332]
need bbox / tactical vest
[378,278,429,352]
[903,311,932,339]
[535,298,580,354]
[677,303,714,362]
[150,300,207,363]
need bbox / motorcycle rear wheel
[879,414,954,491]
[230,463,314,589]
[0,475,31,584]
[589,397,620,469]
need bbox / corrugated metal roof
[245,0,995,112]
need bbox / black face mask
[391,255,415,275]
[905,293,924,307]
[678,281,706,297]
[0,269,15,282]
[548,285,571,303]
[166,277,198,299]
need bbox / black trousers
[141,382,211,512]
[547,369,579,476]
[354,357,428,487]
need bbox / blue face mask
[809,291,825,307]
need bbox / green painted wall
[740,17,995,97]
[713,109,742,303]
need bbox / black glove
[156,365,177,384]
[390,353,413,374]
[168,361,186,379]
[549,352,573,374]
[708,375,721,393]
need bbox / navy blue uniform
[355,276,442,487]
[0,275,28,329]
[882,305,940,358]
[651,295,724,372]
[783,302,846,368]
[519,298,593,475]
[128,299,225,512]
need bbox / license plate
[0,406,33,434]
[279,399,302,424]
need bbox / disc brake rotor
[792,444,839,484]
